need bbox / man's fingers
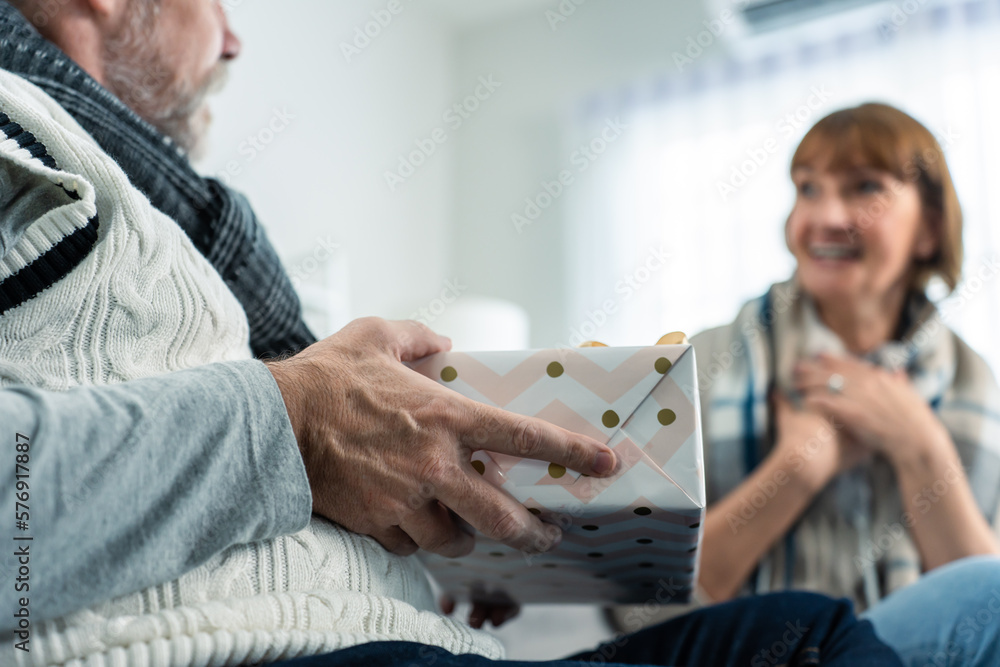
[370,526,420,557]
[464,403,616,477]
[466,587,520,628]
[490,604,520,628]
[398,501,475,558]
[387,319,452,362]
[440,469,562,553]
[469,601,519,629]
[469,603,489,629]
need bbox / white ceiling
[418,0,552,28]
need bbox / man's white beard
[101,4,227,160]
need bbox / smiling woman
[685,101,1000,661]
[786,104,963,354]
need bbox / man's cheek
[177,9,225,72]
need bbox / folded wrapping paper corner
[412,345,705,604]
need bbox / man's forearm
[0,360,312,632]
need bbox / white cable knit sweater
[0,69,503,666]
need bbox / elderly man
[0,0,909,665]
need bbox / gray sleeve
[0,359,312,631]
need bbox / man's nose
[220,10,242,61]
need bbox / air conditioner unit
[740,0,886,28]
[706,0,893,35]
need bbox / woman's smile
[807,242,863,263]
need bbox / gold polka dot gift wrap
[411,344,705,605]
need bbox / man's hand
[266,317,618,558]
[440,591,520,629]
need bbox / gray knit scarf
[0,1,315,358]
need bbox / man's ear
[27,0,130,85]
[40,0,128,25]
[79,0,128,22]
[85,0,118,15]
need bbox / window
[567,0,1000,375]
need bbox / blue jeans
[270,592,901,666]
[864,556,1000,667]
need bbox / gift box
[411,343,705,604]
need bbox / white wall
[198,1,731,347]
[449,0,721,347]
[199,0,457,337]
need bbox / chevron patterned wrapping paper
[411,344,705,604]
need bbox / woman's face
[786,159,938,308]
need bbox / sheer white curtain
[566,0,1000,373]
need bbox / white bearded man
[0,1,943,666]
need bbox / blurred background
[199,0,1000,656]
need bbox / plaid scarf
[0,2,315,358]
[693,278,1000,609]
